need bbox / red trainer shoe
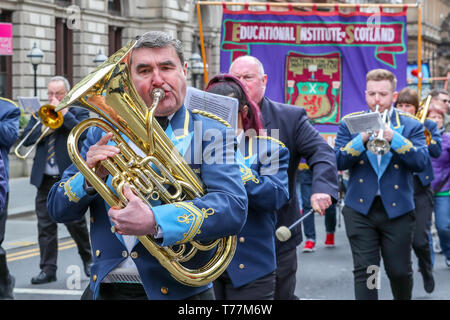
[325,233,335,247]
[302,240,315,252]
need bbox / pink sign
[0,23,13,55]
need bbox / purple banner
[219,7,408,144]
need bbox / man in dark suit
[21,76,93,284]
[0,97,20,299]
[230,56,339,300]
[334,69,429,300]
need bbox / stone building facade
[0,0,448,178]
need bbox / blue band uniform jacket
[47,105,248,299]
[334,108,429,218]
[226,135,289,288]
[415,118,442,187]
[0,98,20,190]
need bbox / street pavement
[3,177,450,300]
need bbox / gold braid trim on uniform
[240,165,259,185]
[175,202,215,243]
[255,135,286,148]
[398,111,421,122]
[340,140,361,156]
[395,138,415,154]
[191,109,231,128]
[63,173,81,203]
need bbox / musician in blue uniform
[0,97,20,299]
[395,87,442,294]
[47,31,247,300]
[335,69,429,300]
[205,74,289,300]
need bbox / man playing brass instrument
[335,69,429,300]
[47,31,247,300]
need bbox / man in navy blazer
[230,56,339,300]
[21,76,93,285]
[0,97,20,299]
[335,69,429,300]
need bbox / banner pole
[196,1,209,87]
[198,1,418,9]
[417,1,423,96]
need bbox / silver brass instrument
[55,39,237,287]
[367,104,391,155]
[14,105,64,159]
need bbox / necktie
[47,133,57,167]
[156,116,169,130]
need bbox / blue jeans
[434,195,450,260]
[296,169,315,241]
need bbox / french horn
[55,39,237,287]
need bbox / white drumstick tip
[276,226,292,242]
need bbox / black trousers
[342,197,415,300]
[0,194,11,290]
[412,176,434,274]
[274,249,298,300]
[213,271,276,300]
[35,175,92,275]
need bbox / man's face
[229,59,267,105]
[47,80,67,105]
[431,93,450,114]
[130,46,187,117]
[365,80,397,113]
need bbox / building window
[108,26,122,56]
[55,18,73,85]
[108,0,121,16]
[0,10,12,99]
[56,0,72,7]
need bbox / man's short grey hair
[49,76,70,91]
[133,31,185,64]
[429,88,449,98]
[229,55,266,77]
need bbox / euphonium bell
[14,104,64,159]
[367,104,391,156]
[55,39,237,287]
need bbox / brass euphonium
[416,95,432,145]
[55,39,237,287]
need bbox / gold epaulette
[342,111,365,119]
[397,110,420,122]
[0,97,19,108]
[254,135,286,148]
[191,109,231,128]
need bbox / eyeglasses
[47,91,66,98]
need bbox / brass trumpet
[14,105,64,159]
[56,39,236,287]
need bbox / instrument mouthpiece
[152,88,165,100]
